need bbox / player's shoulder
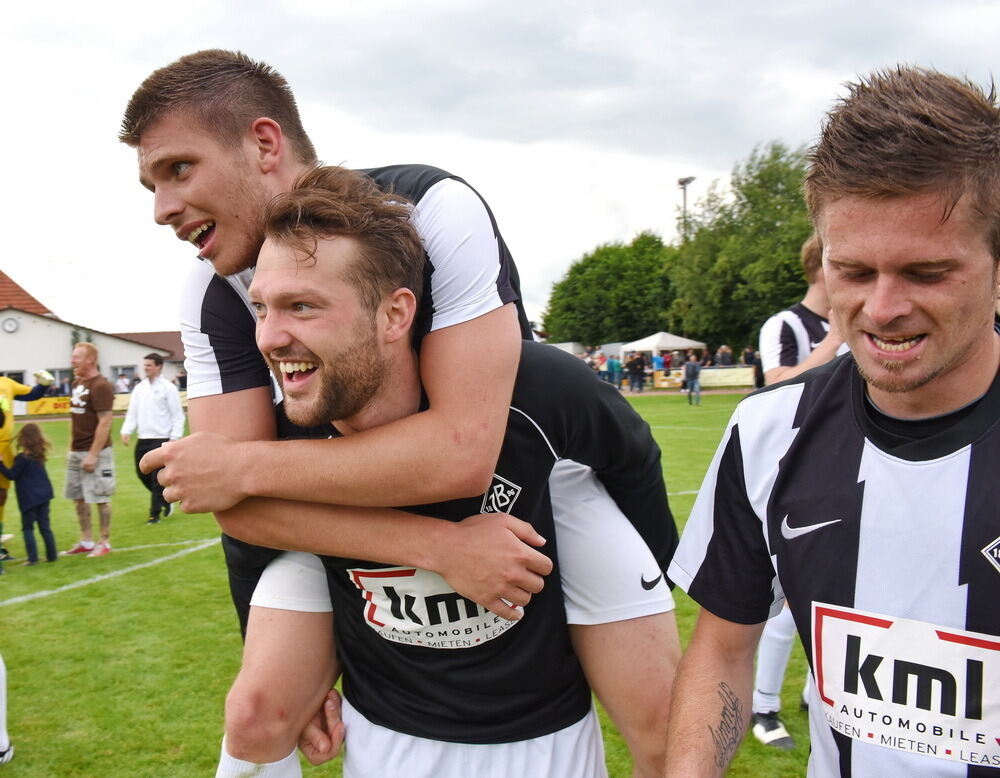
[356,164,461,202]
[739,352,852,417]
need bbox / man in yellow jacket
[0,372,53,564]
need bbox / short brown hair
[263,166,425,316]
[119,49,317,165]
[144,353,164,367]
[805,66,1000,260]
[800,232,823,284]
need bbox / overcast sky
[2,1,997,334]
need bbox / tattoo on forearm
[709,682,745,768]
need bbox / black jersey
[179,164,531,400]
[315,341,676,743]
[669,354,1000,776]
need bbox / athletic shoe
[0,549,14,562]
[87,543,112,558]
[0,533,12,544]
[166,502,175,517]
[20,560,38,567]
[751,712,796,750]
[146,516,161,525]
[0,743,12,764]
[62,543,94,556]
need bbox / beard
[279,325,389,427]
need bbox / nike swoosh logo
[640,573,663,590]
[781,515,843,540]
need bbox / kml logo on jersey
[982,535,1000,576]
[480,473,521,514]
[812,603,1000,768]
[347,566,520,650]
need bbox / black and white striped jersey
[669,354,1000,776]
[179,164,531,400]
[323,341,677,743]
[759,302,831,374]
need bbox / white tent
[620,331,706,355]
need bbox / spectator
[606,354,622,389]
[173,369,187,391]
[62,343,115,558]
[625,351,647,393]
[0,372,50,562]
[0,423,56,566]
[114,373,132,393]
[121,353,185,525]
[683,353,702,406]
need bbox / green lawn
[0,396,810,776]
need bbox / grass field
[0,394,811,776]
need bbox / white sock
[752,606,797,714]
[0,652,9,751]
[215,736,301,778]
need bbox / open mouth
[867,333,926,353]
[186,222,216,250]
[278,360,318,385]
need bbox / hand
[82,454,97,473]
[33,369,54,387]
[120,433,130,447]
[298,689,345,766]
[140,432,246,513]
[436,513,552,621]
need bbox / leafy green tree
[542,232,675,344]
[667,142,813,349]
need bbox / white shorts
[341,697,607,778]
[249,462,675,622]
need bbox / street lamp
[678,176,695,242]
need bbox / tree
[667,142,813,349]
[542,232,675,344]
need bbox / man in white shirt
[121,353,185,524]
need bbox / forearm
[664,611,762,777]
[88,416,114,459]
[233,404,505,506]
[216,497,452,570]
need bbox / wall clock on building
[2,318,18,334]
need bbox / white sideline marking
[0,538,220,608]
[667,490,699,497]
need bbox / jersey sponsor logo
[640,572,663,590]
[347,566,519,650]
[982,535,1000,576]
[480,473,522,514]
[780,514,843,540]
[812,602,1000,767]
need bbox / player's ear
[382,288,417,344]
[247,118,285,174]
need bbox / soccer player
[666,66,1000,776]
[221,164,678,777]
[750,232,848,749]
[121,51,678,776]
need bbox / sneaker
[20,560,38,567]
[0,743,12,764]
[146,516,161,525]
[0,533,12,544]
[751,712,796,750]
[87,543,111,558]
[62,542,94,556]
[0,548,14,562]
[166,502,175,517]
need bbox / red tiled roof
[111,331,184,360]
[0,271,53,316]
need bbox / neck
[333,348,422,435]
[800,283,831,318]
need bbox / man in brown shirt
[62,343,116,558]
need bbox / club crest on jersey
[982,535,1000,576]
[481,474,521,514]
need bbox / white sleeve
[411,178,510,332]
[121,384,139,436]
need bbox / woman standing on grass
[0,423,56,566]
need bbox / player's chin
[283,397,325,428]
